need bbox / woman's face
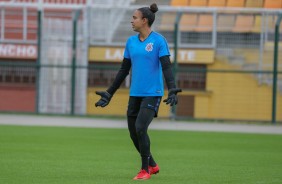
[131,10,147,32]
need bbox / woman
[95,3,181,180]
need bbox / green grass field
[1,125,282,184]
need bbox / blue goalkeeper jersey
[124,31,170,97]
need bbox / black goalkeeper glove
[163,88,182,106]
[95,91,112,107]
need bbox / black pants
[127,96,161,169]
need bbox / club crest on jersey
[145,43,154,52]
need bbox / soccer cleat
[133,169,151,180]
[149,164,160,175]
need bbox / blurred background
[0,0,281,123]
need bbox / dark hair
[138,3,158,27]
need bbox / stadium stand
[161,0,282,36]
[264,0,282,9]
[189,0,208,7]
[226,0,245,7]
[252,15,262,33]
[158,13,177,31]
[2,0,275,45]
[171,0,189,6]
[232,15,255,33]
[208,0,226,7]
[217,14,236,32]
[169,0,282,8]
[0,0,282,120]
[194,14,213,32]
[2,7,37,41]
[0,0,87,43]
[245,0,264,8]
[179,14,198,32]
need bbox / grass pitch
[0,125,282,184]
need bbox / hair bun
[150,3,158,13]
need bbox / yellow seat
[252,15,262,33]
[232,15,254,33]
[226,0,245,7]
[266,15,275,31]
[158,13,177,31]
[171,0,189,6]
[245,0,263,8]
[179,14,198,31]
[264,0,282,9]
[217,14,236,32]
[189,0,208,6]
[208,0,226,7]
[194,15,213,32]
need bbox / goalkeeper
[95,3,181,180]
